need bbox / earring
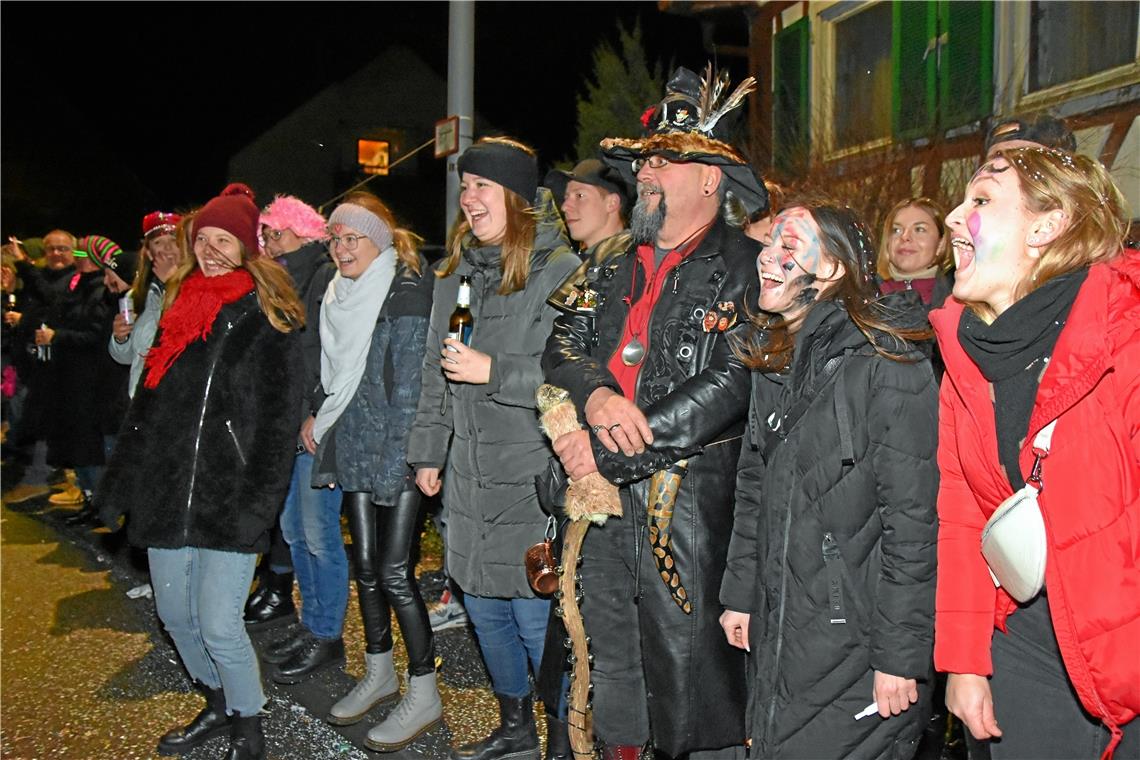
[1028,235,1041,246]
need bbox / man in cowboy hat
[542,64,765,760]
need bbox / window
[834,2,893,148]
[773,17,811,171]
[1029,1,1139,92]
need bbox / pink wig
[259,195,328,240]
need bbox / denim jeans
[462,593,551,698]
[279,452,346,639]
[149,547,265,716]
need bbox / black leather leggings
[343,489,435,675]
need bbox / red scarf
[143,268,254,389]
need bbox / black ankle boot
[243,570,295,630]
[156,682,230,755]
[544,715,571,760]
[450,693,539,760]
[223,714,264,760]
[272,636,345,684]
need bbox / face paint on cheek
[787,274,819,308]
[967,212,981,238]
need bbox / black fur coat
[96,293,302,553]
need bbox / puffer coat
[720,298,939,760]
[406,190,579,597]
[96,292,302,554]
[542,217,759,756]
[312,256,432,503]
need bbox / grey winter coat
[406,189,580,597]
[312,257,432,503]
[720,299,939,760]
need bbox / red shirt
[607,233,707,399]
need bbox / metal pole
[446,1,475,241]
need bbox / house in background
[229,45,492,247]
[662,0,1139,230]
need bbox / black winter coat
[96,292,302,554]
[720,299,939,760]
[312,257,432,503]
[542,218,759,756]
[280,241,335,428]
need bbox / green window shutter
[939,0,993,129]
[893,0,937,139]
[773,17,810,173]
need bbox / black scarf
[958,269,1087,489]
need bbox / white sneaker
[427,589,469,632]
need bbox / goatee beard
[630,193,667,245]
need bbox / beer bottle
[447,275,474,347]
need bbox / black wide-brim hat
[600,64,769,219]
[601,133,768,218]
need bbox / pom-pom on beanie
[457,141,538,204]
[260,195,327,240]
[193,183,260,257]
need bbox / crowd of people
[2,63,1137,760]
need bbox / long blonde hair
[998,147,1128,302]
[339,191,422,276]
[439,137,538,295]
[164,220,304,334]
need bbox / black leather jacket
[541,217,761,756]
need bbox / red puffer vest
[930,251,1140,758]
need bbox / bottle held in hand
[447,275,474,352]
[36,322,51,362]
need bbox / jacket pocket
[225,419,248,466]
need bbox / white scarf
[314,248,397,443]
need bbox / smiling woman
[94,183,304,760]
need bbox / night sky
[2,2,719,246]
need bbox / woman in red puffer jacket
[931,146,1140,759]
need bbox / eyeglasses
[631,155,675,173]
[44,245,73,254]
[263,228,284,241]
[328,234,365,251]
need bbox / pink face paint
[967,212,982,238]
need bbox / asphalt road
[0,480,507,760]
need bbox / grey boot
[364,672,444,751]
[327,650,399,726]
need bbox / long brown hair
[734,203,932,372]
[164,218,304,334]
[439,137,538,295]
[339,191,422,276]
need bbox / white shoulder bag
[980,419,1056,603]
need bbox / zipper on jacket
[225,420,248,466]
[822,532,847,624]
[183,308,250,545]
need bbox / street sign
[435,116,460,159]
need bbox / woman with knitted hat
[408,136,580,760]
[300,191,440,750]
[96,183,304,760]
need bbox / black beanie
[457,141,538,204]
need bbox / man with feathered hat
[542,64,764,759]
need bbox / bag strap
[1026,419,1058,491]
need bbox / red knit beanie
[193,183,260,256]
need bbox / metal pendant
[621,336,645,366]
